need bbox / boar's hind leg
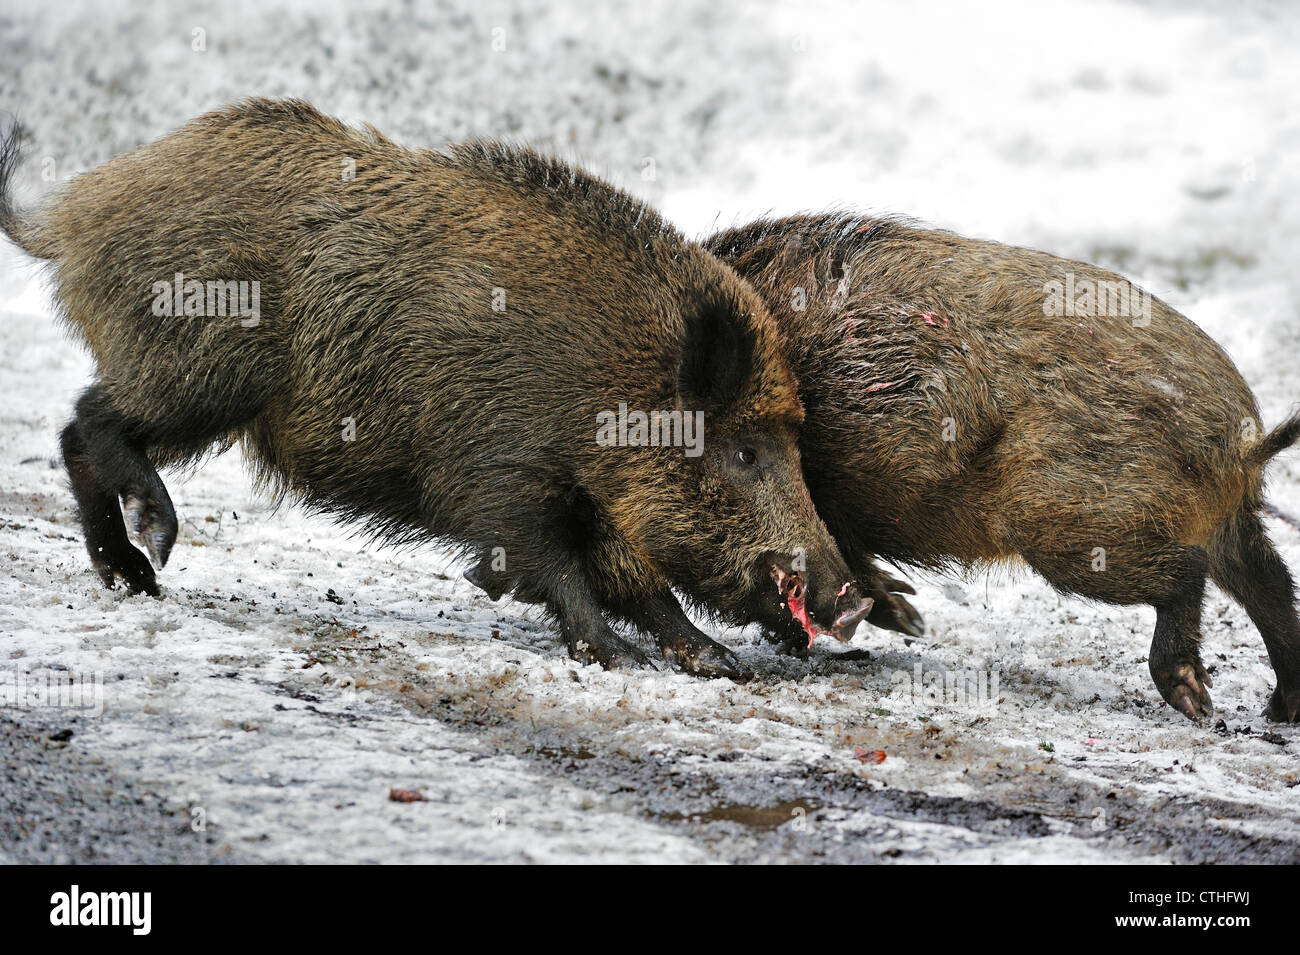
[1147,548,1214,723]
[1208,508,1300,722]
[621,591,749,680]
[60,384,179,595]
[1023,542,1213,721]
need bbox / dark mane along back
[449,140,682,252]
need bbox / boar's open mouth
[769,565,873,648]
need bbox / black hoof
[568,630,653,670]
[867,574,925,637]
[1151,658,1214,723]
[762,626,809,659]
[870,592,926,637]
[659,633,750,680]
[1264,684,1300,722]
[122,489,178,570]
[92,543,160,597]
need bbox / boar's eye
[734,447,759,468]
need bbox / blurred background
[4,0,1299,459]
[3,1,1297,389]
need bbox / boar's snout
[831,581,875,637]
[766,554,873,645]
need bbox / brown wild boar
[704,214,1300,722]
[0,100,875,680]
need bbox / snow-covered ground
[1,0,1298,863]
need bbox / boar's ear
[676,298,756,412]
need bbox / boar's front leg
[466,551,744,678]
[463,556,513,601]
[543,567,653,670]
[762,615,813,658]
[621,590,750,680]
[856,561,926,638]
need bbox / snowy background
[1,0,1298,863]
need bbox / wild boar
[704,214,1300,722]
[0,100,874,680]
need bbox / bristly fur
[0,99,866,676]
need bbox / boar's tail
[0,122,46,259]
[1247,411,1300,469]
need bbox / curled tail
[1246,411,1300,469]
[0,122,48,259]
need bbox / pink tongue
[786,586,819,648]
[774,569,821,648]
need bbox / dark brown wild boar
[0,100,874,679]
[704,214,1300,722]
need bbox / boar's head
[625,275,873,645]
